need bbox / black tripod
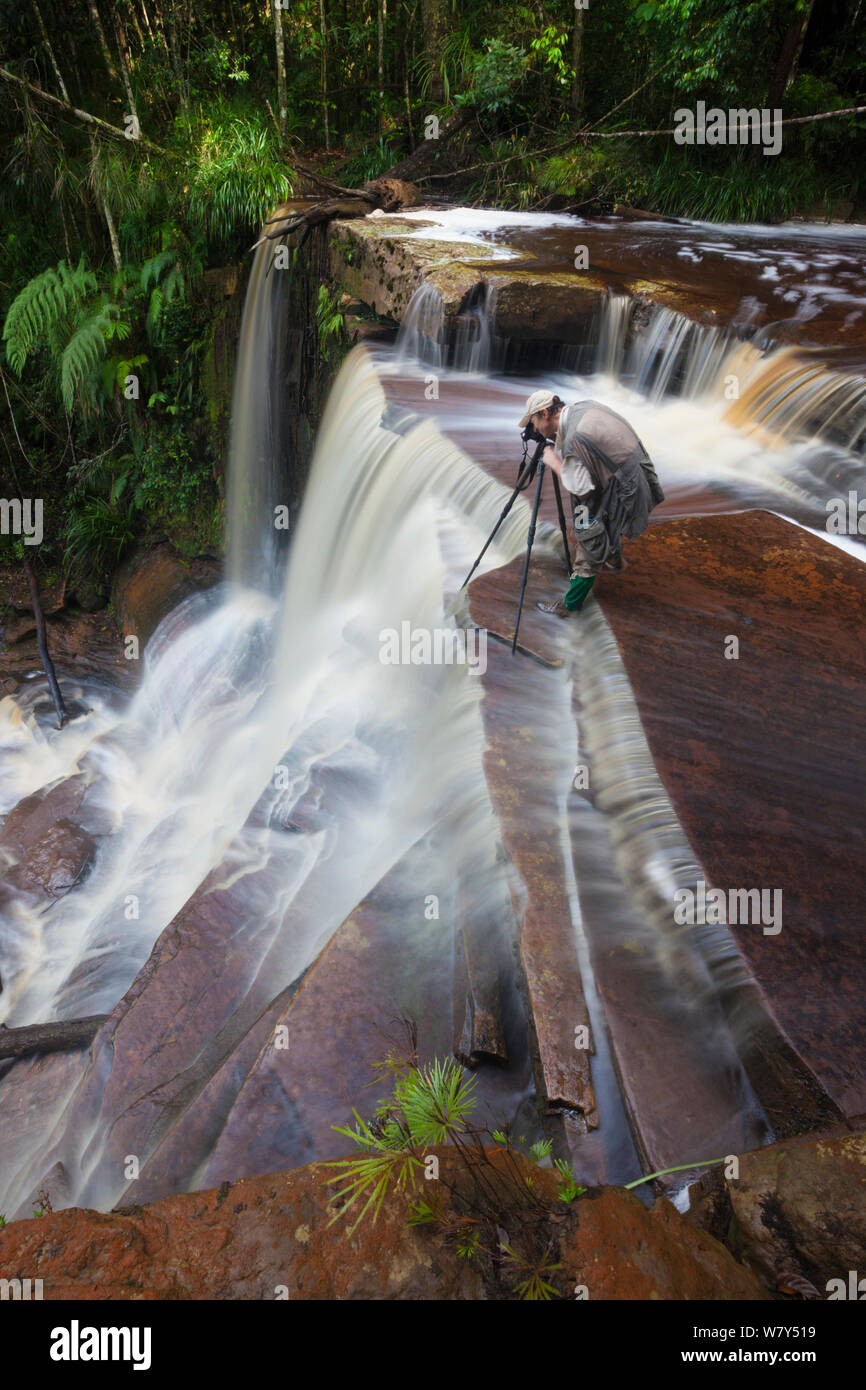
[462,428,572,652]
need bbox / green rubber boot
[564,574,596,612]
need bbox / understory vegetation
[323,1020,584,1299]
[0,1,862,591]
[323,1019,731,1299]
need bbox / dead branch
[0,66,169,155]
[0,1015,108,1061]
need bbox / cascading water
[226,225,293,591]
[397,281,499,374]
[1,207,864,1221]
[597,294,866,462]
[0,343,547,1216]
[395,281,445,369]
[452,284,499,374]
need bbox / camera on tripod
[460,417,572,653]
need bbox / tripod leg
[460,458,534,590]
[511,463,546,654]
[551,473,572,573]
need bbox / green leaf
[529,1138,553,1163]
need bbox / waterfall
[595,293,632,378]
[2,211,863,1222]
[593,293,866,461]
[0,346,541,1215]
[226,229,292,591]
[397,280,499,374]
[395,281,445,369]
[722,344,866,453]
[452,284,499,374]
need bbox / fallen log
[0,1015,108,1061]
[255,108,476,252]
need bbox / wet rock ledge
[330,214,739,349]
[1,1128,863,1300]
[0,1142,765,1301]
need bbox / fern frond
[2,256,96,374]
[162,265,185,306]
[146,286,164,340]
[140,250,175,293]
[60,309,119,411]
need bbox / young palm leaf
[394,1056,478,1146]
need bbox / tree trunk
[126,3,146,52]
[166,5,189,121]
[89,133,123,273]
[384,104,471,182]
[767,0,815,110]
[421,0,446,104]
[318,0,329,149]
[101,189,123,272]
[271,0,288,142]
[378,0,386,133]
[111,5,140,131]
[87,0,118,81]
[258,108,474,250]
[571,1,585,117]
[32,0,70,102]
[403,53,414,151]
[23,560,67,728]
[139,0,155,41]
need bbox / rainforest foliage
[0,0,863,582]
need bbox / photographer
[517,390,664,616]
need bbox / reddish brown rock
[198,874,449,1188]
[112,544,220,650]
[28,851,297,1214]
[330,218,488,320]
[0,567,66,629]
[25,794,528,1211]
[0,1052,88,1191]
[724,1130,866,1293]
[0,1146,768,1300]
[8,819,95,897]
[0,607,130,688]
[0,775,95,903]
[195,845,529,1194]
[467,558,597,1126]
[0,1149,487,1300]
[596,510,866,1121]
[490,270,608,344]
[0,775,88,858]
[566,1186,770,1300]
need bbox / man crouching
[518,390,665,615]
